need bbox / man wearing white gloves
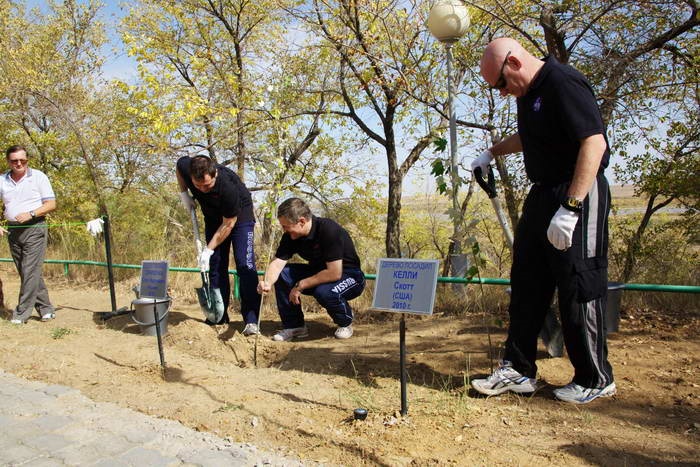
[176,155,261,332]
[470,38,615,404]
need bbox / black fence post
[103,215,117,313]
[400,315,408,416]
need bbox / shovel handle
[474,165,497,199]
[491,197,515,249]
[475,165,515,251]
[190,206,204,253]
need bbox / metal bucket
[131,297,171,336]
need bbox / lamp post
[428,0,470,274]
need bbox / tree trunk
[489,128,520,229]
[621,193,674,282]
[494,155,520,229]
[260,210,272,251]
[236,110,246,178]
[203,115,216,160]
[385,160,402,258]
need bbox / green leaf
[433,138,447,152]
[431,159,445,176]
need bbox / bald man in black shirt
[470,38,615,404]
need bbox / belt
[7,216,46,226]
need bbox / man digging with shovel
[176,155,261,334]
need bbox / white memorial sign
[371,259,440,315]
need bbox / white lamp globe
[427,0,470,44]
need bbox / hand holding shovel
[189,206,225,324]
[198,247,214,272]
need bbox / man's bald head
[480,38,522,74]
[480,38,543,97]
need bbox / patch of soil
[0,272,697,466]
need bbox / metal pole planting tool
[474,166,514,250]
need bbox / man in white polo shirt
[0,145,57,324]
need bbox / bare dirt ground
[0,271,698,466]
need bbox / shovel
[189,206,226,324]
[474,165,563,357]
[474,165,514,248]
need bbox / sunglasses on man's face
[8,158,28,165]
[491,51,512,90]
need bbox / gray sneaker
[471,361,537,396]
[242,323,259,336]
[272,326,309,342]
[553,382,616,404]
[334,325,353,339]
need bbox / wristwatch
[294,281,303,291]
[562,196,583,213]
[29,210,36,219]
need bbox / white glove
[179,191,195,211]
[471,149,494,175]
[86,218,104,237]
[547,207,580,250]
[198,247,214,272]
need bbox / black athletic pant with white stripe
[504,173,614,389]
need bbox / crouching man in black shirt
[257,197,365,341]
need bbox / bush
[609,213,699,313]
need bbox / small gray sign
[371,258,440,315]
[139,260,169,299]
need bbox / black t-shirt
[275,216,362,271]
[176,156,254,224]
[517,56,610,185]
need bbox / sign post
[139,261,169,369]
[371,259,440,415]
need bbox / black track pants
[504,173,614,388]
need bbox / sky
[98,2,139,82]
[25,0,138,82]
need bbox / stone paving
[0,369,307,466]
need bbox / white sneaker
[272,326,309,342]
[242,323,259,336]
[553,382,616,404]
[471,361,538,395]
[334,325,353,339]
[41,312,56,322]
[10,319,24,325]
